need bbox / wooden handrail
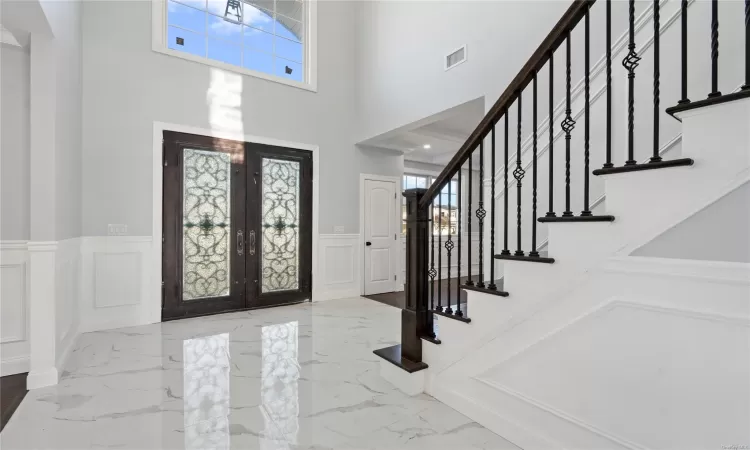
[420,0,595,209]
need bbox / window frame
[152,0,318,92]
[402,173,459,237]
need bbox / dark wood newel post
[401,188,431,363]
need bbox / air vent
[445,45,467,71]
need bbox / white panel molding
[55,237,81,372]
[316,234,361,301]
[27,241,58,389]
[0,241,30,376]
[80,236,154,332]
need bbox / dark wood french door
[162,131,312,321]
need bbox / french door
[162,131,312,320]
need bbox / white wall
[81,0,400,237]
[1,44,31,241]
[634,181,750,263]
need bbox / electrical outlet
[108,224,128,236]
[333,226,345,234]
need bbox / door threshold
[161,299,311,322]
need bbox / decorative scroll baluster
[456,168,463,317]
[623,0,641,166]
[547,53,557,217]
[562,33,575,217]
[709,0,721,98]
[502,115,511,255]
[679,0,691,104]
[477,142,486,288]
[603,0,614,168]
[744,0,750,91]
[514,93,525,256]
[530,72,540,257]
[582,7,592,216]
[466,154,474,286]
[445,179,454,315]
[429,201,436,310]
[651,0,662,164]
[488,126,497,290]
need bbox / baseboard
[313,287,361,302]
[55,328,78,374]
[0,356,29,377]
[26,367,58,390]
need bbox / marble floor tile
[0,297,520,450]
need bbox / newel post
[401,188,431,363]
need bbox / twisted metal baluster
[562,32,576,216]
[679,0,691,104]
[651,0,662,163]
[582,7,592,216]
[744,0,750,91]
[514,92,525,256]
[623,0,641,166]
[530,72,540,257]
[603,0,614,168]
[708,0,721,98]
[437,198,442,311]
[488,125,497,290]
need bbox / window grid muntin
[167,0,305,80]
[401,174,458,236]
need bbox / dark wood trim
[538,215,615,223]
[373,344,428,373]
[0,372,28,432]
[495,254,556,264]
[593,158,694,176]
[665,90,750,119]
[421,0,595,208]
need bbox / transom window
[402,175,458,236]
[164,0,306,84]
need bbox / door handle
[248,230,256,256]
[237,230,244,256]
[365,241,372,246]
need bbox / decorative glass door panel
[261,158,300,293]
[163,132,312,320]
[182,149,232,300]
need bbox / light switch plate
[108,224,128,236]
[333,226,345,234]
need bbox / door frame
[151,121,320,324]
[359,173,401,296]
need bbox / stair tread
[494,252,555,264]
[462,282,509,297]
[538,214,615,223]
[433,307,471,323]
[592,158,694,176]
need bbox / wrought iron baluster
[651,0,662,164]
[466,154,474,286]
[679,0,691,104]
[502,115,511,255]
[547,53,557,217]
[562,33,576,216]
[530,72,540,257]
[623,0,641,166]
[437,199,442,311]
[582,7,592,216]
[445,179,454,315]
[488,125,497,290]
[515,92,525,256]
[603,0,614,168]
[477,142,486,288]
[709,0,721,98]
[429,201,436,310]
[456,168,463,317]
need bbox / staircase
[375,0,750,448]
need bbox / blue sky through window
[167,0,304,83]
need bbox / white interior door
[364,179,398,295]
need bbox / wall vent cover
[445,45,467,70]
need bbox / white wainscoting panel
[0,241,30,375]
[80,236,154,332]
[316,234,360,301]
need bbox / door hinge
[162,142,167,166]
[161,281,165,307]
[394,193,396,199]
[394,274,397,281]
[394,234,397,240]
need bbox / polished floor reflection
[0,298,518,449]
